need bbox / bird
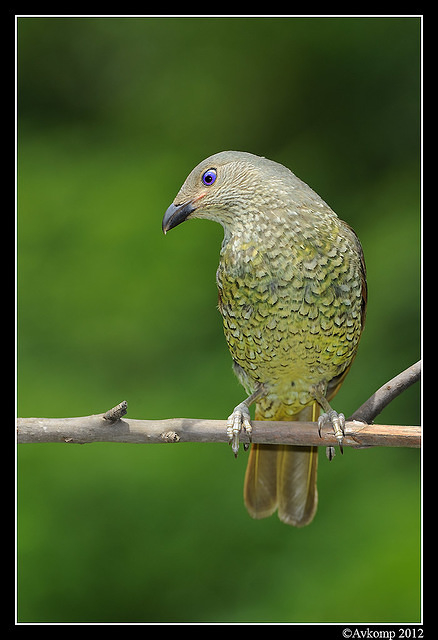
[162,151,367,526]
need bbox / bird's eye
[202,169,217,186]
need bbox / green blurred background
[17,16,421,623]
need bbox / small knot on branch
[160,430,181,443]
[103,401,128,422]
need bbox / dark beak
[162,201,196,234]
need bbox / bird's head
[162,150,299,234]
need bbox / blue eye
[202,168,217,186]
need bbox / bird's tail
[243,403,319,527]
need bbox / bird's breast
[216,228,364,412]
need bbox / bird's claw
[318,410,346,455]
[226,403,252,457]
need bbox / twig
[103,400,128,422]
[348,360,421,424]
[17,362,421,449]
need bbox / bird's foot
[226,402,252,457]
[318,410,346,456]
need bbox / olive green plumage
[163,150,367,527]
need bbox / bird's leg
[226,385,265,457]
[311,383,346,455]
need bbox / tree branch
[16,414,420,448]
[17,361,421,449]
